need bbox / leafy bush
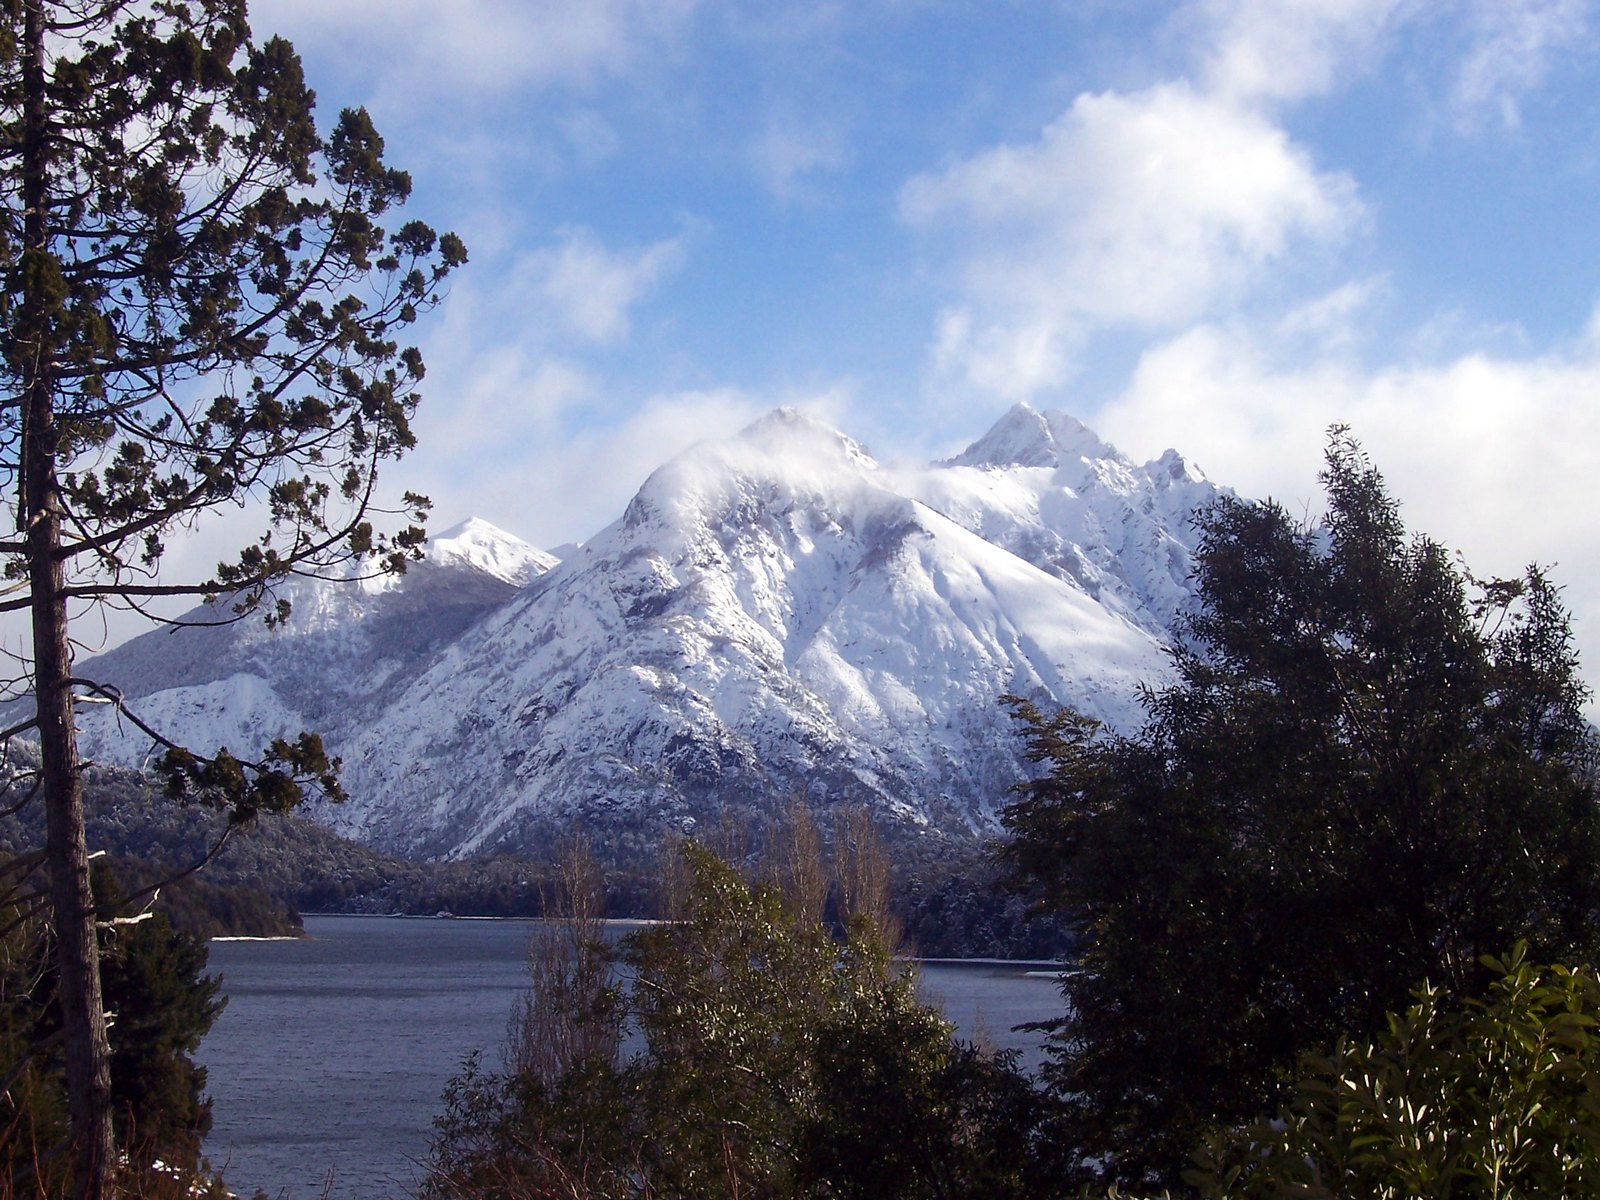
[425,834,1060,1200]
[1192,944,1600,1199]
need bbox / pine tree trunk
[21,2,117,1195]
[31,534,116,1198]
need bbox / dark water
[200,914,1063,1200]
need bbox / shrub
[1193,944,1600,1199]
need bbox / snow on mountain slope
[899,403,1218,637]
[79,674,310,773]
[313,410,1173,858]
[74,408,1220,861]
[75,520,553,751]
[428,517,558,585]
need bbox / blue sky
[239,0,1600,678]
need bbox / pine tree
[5,861,227,1195]
[0,2,463,1193]
[1003,430,1600,1189]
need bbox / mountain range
[74,404,1222,861]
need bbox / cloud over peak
[903,83,1358,329]
[901,78,1360,395]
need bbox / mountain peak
[947,403,1055,469]
[1148,447,1208,485]
[947,403,1118,471]
[628,408,881,531]
[736,407,877,468]
[427,517,557,587]
[75,405,1221,863]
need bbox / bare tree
[761,797,827,931]
[832,805,901,952]
[507,837,622,1088]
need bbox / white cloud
[422,356,597,467]
[1275,277,1387,342]
[531,228,688,344]
[1451,0,1593,130]
[1186,0,1593,131]
[748,119,849,201]
[416,388,845,552]
[1097,322,1600,690]
[250,0,697,97]
[898,0,1597,409]
[932,309,1074,399]
[901,80,1361,392]
[1189,0,1407,104]
[546,389,779,519]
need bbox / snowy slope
[314,410,1177,858]
[897,403,1217,637]
[75,409,1221,860]
[75,519,554,753]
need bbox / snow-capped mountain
[76,406,1222,860]
[429,516,558,586]
[74,518,553,738]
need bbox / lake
[200,914,1064,1200]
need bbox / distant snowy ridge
[75,406,1223,860]
[74,519,557,731]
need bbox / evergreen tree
[0,2,463,1192]
[1002,430,1600,1190]
[94,863,225,1181]
[0,876,69,1192]
[2,860,227,1197]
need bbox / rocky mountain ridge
[74,405,1223,860]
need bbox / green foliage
[96,867,226,1180]
[127,863,300,941]
[0,2,461,1185]
[896,836,1076,961]
[1,861,226,1197]
[1192,945,1600,1199]
[1002,430,1600,1189]
[801,1008,1059,1200]
[629,845,854,1197]
[426,839,1060,1200]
